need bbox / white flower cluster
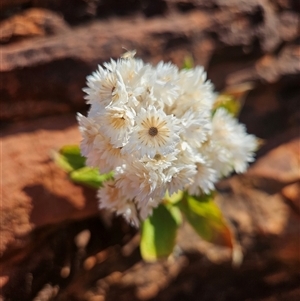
[78,53,257,226]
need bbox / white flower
[179,109,211,148]
[208,108,257,177]
[77,113,99,156]
[152,61,180,106]
[83,66,111,108]
[123,105,181,158]
[141,150,179,171]
[166,163,197,195]
[98,72,117,103]
[98,180,139,227]
[98,180,122,210]
[114,57,146,86]
[114,160,168,220]
[176,141,201,166]
[201,139,232,178]
[178,66,214,111]
[187,158,217,195]
[115,160,166,205]
[87,134,126,173]
[83,68,128,116]
[98,105,136,147]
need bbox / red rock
[1,114,98,254]
[0,8,70,44]
[248,135,300,185]
[281,182,300,212]
[215,131,300,265]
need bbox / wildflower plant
[55,52,257,261]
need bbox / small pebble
[60,266,70,278]
[74,229,91,249]
[84,256,97,270]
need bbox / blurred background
[1,1,300,300]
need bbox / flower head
[98,180,139,227]
[78,53,257,224]
[122,106,181,158]
[77,113,99,156]
[99,105,135,147]
[207,108,257,177]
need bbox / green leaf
[140,204,179,262]
[70,167,113,189]
[164,190,183,204]
[165,204,182,226]
[53,145,86,172]
[60,145,82,156]
[177,193,233,248]
[182,55,194,70]
[213,94,241,117]
[213,82,254,117]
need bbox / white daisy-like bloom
[98,105,136,147]
[208,108,257,177]
[77,113,99,157]
[89,134,126,173]
[187,158,217,195]
[141,150,179,171]
[78,53,257,225]
[152,61,180,106]
[166,163,197,195]
[176,141,202,166]
[115,160,166,205]
[123,105,181,158]
[98,72,117,103]
[98,180,139,227]
[83,66,112,108]
[177,66,215,111]
[84,68,128,116]
[179,109,211,148]
[98,180,124,211]
[115,57,146,86]
[201,139,232,178]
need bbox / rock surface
[1,115,98,256]
[1,0,299,121]
[1,0,299,300]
